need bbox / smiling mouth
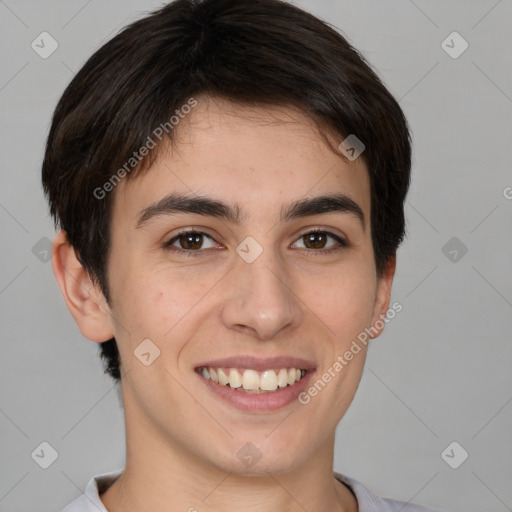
[196,366,307,393]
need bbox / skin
[52,96,396,512]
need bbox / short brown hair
[42,0,412,382]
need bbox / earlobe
[51,230,115,342]
[369,254,396,339]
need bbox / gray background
[1,0,511,511]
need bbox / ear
[51,230,114,342]
[368,253,396,339]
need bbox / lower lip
[196,370,316,412]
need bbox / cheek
[111,259,221,353]
[301,259,376,336]
[118,278,190,340]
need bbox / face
[99,96,394,475]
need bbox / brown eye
[177,232,203,250]
[293,230,347,252]
[164,230,217,253]
[303,231,328,249]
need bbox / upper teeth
[200,367,305,391]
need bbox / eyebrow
[135,192,365,231]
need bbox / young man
[43,0,441,510]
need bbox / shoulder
[60,469,123,512]
[334,472,443,512]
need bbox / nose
[220,245,302,340]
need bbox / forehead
[113,97,371,228]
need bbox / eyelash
[163,228,349,257]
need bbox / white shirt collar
[60,468,440,512]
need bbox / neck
[100,388,358,512]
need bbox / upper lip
[195,355,316,372]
